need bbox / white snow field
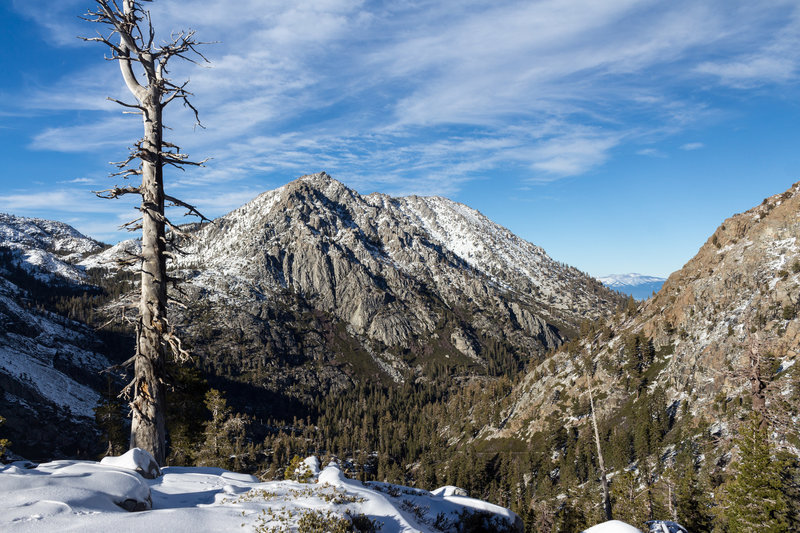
[0,449,524,532]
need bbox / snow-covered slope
[0,451,524,533]
[598,273,666,300]
[0,219,113,459]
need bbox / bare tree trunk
[130,88,168,464]
[588,371,613,521]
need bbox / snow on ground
[0,450,523,532]
[582,520,643,533]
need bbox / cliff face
[491,182,800,445]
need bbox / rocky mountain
[160,173,621,404]
[486,182,800,449]
[598,273,666,300]
[0,213,104,283]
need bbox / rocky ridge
[487,181,800,448]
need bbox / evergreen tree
[195,389,248,470]
[673,448,713,532]
[723,418,791,533]
[94,380,128,457]
[0,415,11,460]
[165,364,209,466]
[612,469,648,528]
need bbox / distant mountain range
[597,272,666,300]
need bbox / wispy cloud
[0,188,132,213]
[29,117,138,154]
[12,0,800,202]
[637,148,667,158]
[694,2,800,87]
[680,142,705,151]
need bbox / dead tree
[82,0,209,466]
[584,356,613,521]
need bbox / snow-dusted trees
[82,0,209,466]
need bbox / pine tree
[723,417,791,533]
[195,389,248,470]
[612,469,648,529]
[673,448,713,532]
[94,380,128,457]
[0,415,11,460]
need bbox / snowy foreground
[0,449,644,532]
[0,450,527,532]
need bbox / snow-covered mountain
[167,172,622,397]
[597,273,666,300]
[0,255,114,460]
[0,213,103,283]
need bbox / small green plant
[782,305,796,321]
[296,510,352,533]
[349,513,380,532]
[284,455,314,483]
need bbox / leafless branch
[94,185,142,199]
[107,96,144,110]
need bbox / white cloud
[694,2,800,87]
[680,142,705,151]
[528,131,621,177]
[0,188,132,213]
[29,117,138,154]
[637,148,667,158]
[58,177,101,185]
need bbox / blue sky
[1,0,800,278]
